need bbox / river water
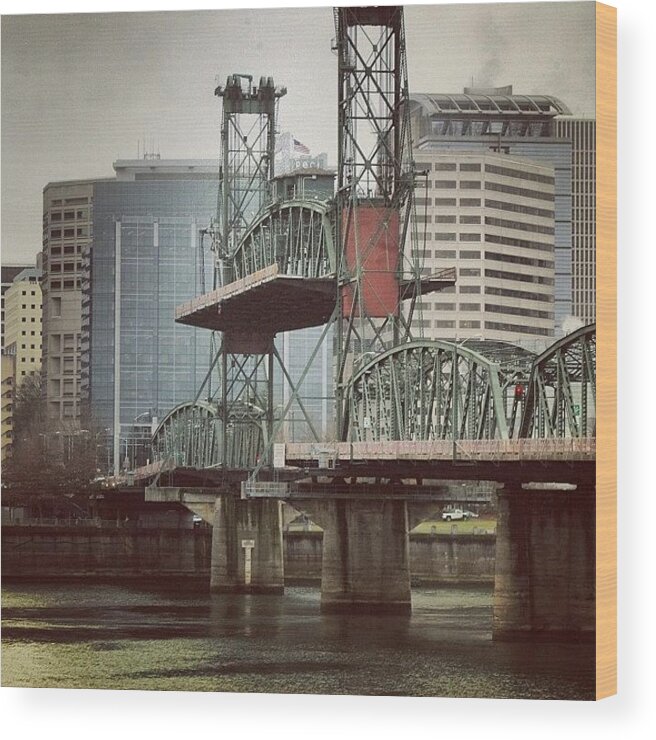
[1,582,594,700]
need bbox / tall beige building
[42,179,107,421]
[409,150,556,350]
[3,268,43,386]
[1,353,16,460]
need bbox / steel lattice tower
[333,6,426,438]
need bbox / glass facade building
[84,163,219,470]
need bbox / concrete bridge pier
[210,496,284,594]
[301,499,411,614]
[493,482,595,642]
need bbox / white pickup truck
[441,509,478,522]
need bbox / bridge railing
[283,438,596,463]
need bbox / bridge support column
[493,482,595,642]
[210,496,284,594]
[304,499,411,614]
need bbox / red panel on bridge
[341,205,400,318]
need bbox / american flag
[293,138,310,155]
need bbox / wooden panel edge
[595,0,617,701]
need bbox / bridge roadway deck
[123,438,595,495]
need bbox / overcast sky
[1,1,596,263]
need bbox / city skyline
[1,1,596,262]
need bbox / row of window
[484,320,551,336]
[485,163,554,186]
[49,197,90,206]
[49,209,88,222]
[48,279,80,291]
[416,162,483,172]
[51,244,84,256]
[49,227,89,239]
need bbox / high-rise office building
[1,353,16,460]
[410,86,572,335]
[2,264,32,351]
[3,267,43,386]
[42,179,110,421]
[410,150,555,347]
[83,159,219,471]
[554,118,596,325]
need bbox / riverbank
[2,524,496,585]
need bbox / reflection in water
[1,583,594,699]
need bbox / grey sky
[1,2,595,263]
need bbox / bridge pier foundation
[210,496,284,594]
[302,499,411,614]
[493,482,595,642]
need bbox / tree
[2,374,100,513]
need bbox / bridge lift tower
[333,5,450,438]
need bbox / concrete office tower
[410,151,555,348]
[554,118,596,325]
[1,353,16,460]
[42,180,108,421]
[410,87,572,335]
[1,264,32,351]
[3,268,43,386]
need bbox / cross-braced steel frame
[231,199,337,281]
[519,323,596,439]
[151,399,264,470]
[344,340,509,442]
[333,5,435,434]
[214,75,286,268]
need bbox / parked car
[441,509,479,522]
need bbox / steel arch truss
[344,340,509,442]
[230,200,337,282]
[519,324,596,439]
[151,400,265,471]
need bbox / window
[460,216,481,224]
[51,297,62,317]
[435,163,456,171]
[434,198,457,206]
[434,180,457,189]
[485,303,553,320]
[50,212,62,222]
[50,229,61,239]
[460,199,481,207]
[435,215,456,223]
[485,233,553,252]
[459,268,480,276]
[64,211,75,220]
[435,233,456,241]
[485,320,551,336]
[64,228,75,238]
[459,233,481,241]
[460,163,481,172]
[485,163,554,185]
[460,285,481,294]
[485,199,554,219]
[460,303,480,311]
[484,216,554,235]
[459,320,480,329]
[486,181,554,202]
[460,180,481,189]
[460,250,481,259]
[434,303,455,311]
[434,320,455,328]
[485,251,554,269]
[433,250,456,259]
